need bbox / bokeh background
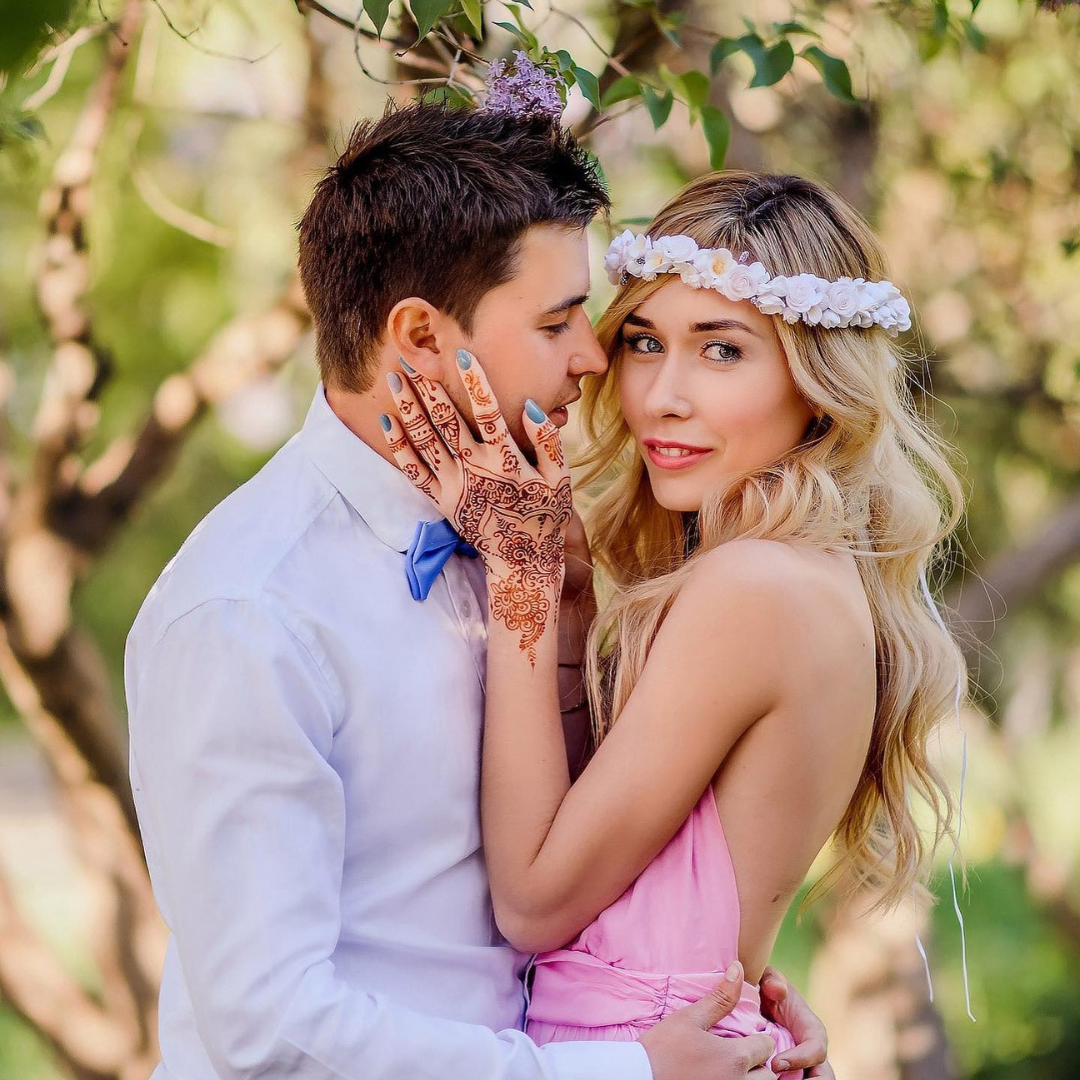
[1,0,1079,1077]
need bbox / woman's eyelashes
[703,340,743,364]
[623,332,743,365]
[624,332,665,354]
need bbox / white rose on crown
[622,234,666,280]
[718,260,770,301]
[689,247,736,289]
[654,234,699,269]
[825,277,869,323]
[605,229,636,284]
[753,275,789,316]
[783,274,828,314]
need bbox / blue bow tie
[406,519,478,601]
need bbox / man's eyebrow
[539,293,589,319]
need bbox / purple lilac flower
[481,50,565,120]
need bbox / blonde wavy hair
[579,171,966,914]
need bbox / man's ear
[386,297,456,380]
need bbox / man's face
[449,224,608,450]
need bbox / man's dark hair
[297,102,610,392]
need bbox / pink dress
[525,784,803,1079]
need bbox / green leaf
[710,37,742,75]
[932,0,949,35]
[801,45,856,102]
[733,32,768,76]
[363,0,392,38]
[1,111,46,144]
[601,75,642,108]
[494,20,534,47]
[616,216,654,226]
[679,70,710,111]
[422,84,475,108]
[0,0,76,74]
[461,0,483,39]
[654,13,682,47]
[554,49,576,73]
[1062,234,1080,259]
[701,105,730,169]
[964,19,987,52]
[642,86,674,129]
[573,66,602,111]
[918,31,946,62]
[411,0,456,39]
[772,20,819,38]
[749,40,795,87]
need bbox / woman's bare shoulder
[672,539,871,659]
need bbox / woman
[381,171,965,1077]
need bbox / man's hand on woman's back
[639,962,833,1080]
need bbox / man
[126,102,830,1080]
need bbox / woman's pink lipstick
[643,439,713,471]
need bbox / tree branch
[28,0,143,523]
[0,865,128,1080]
[53,280,311,559]
[946,488,1080,668]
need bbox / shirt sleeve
[127,597,652,1080]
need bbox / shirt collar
[298,384,444,553]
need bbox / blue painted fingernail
[379,414,392,432]
[399,356,416,374]
[456,349,472,370]
[387,372,402,393]
[525,398,546,423]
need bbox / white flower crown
[604,230,912,337]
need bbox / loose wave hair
[579,171,965,914]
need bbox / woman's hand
[382,350,572,662]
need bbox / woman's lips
[643,441,713,471]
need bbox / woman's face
[618,279,816,513]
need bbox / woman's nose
[642,359,692,419]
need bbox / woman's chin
[645,474,705,514]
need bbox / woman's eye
[625,333,664,355]
[704,341,742,364]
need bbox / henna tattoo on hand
[389,354,573,662]
[453,468,572,663]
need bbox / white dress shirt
[126,385,652,1080]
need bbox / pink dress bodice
[525,784,801,1078]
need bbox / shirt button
[460,596,475,619]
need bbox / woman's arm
[481,538,793,953]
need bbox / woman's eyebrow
[624,313,762,338]
[691,319,761,337]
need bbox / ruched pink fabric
[525,785,802,1079]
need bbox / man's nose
[568,318,609,378]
